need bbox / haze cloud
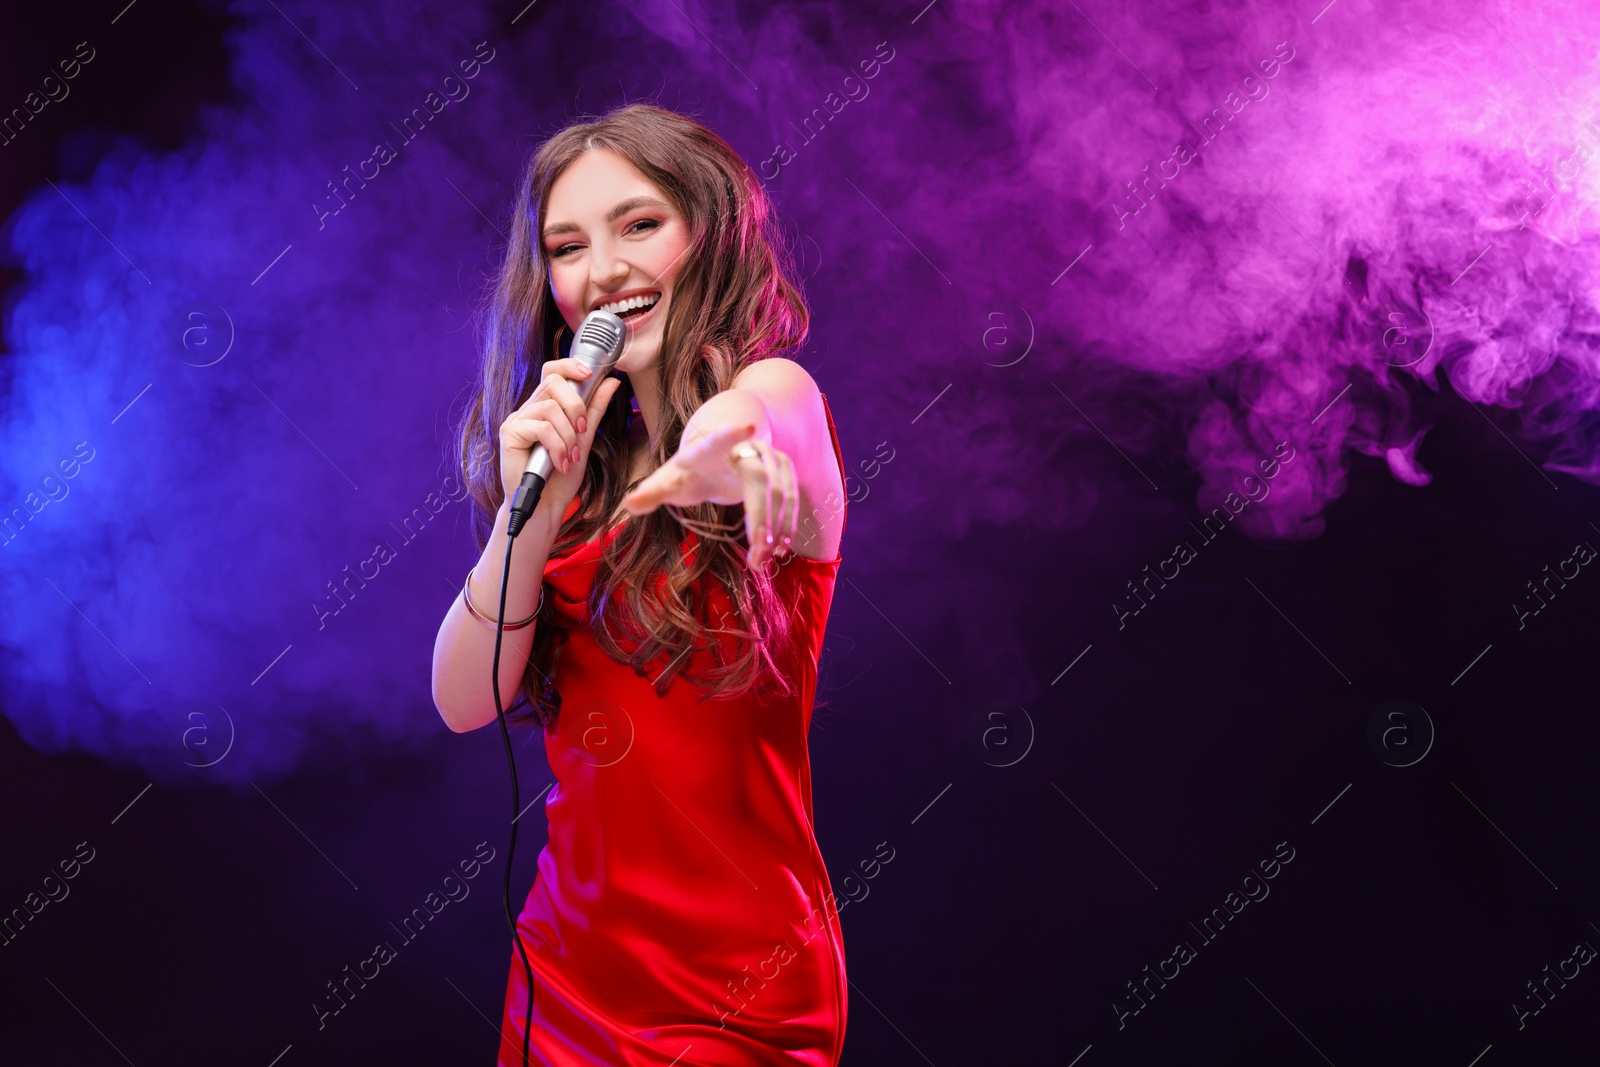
[3,0,1597,779]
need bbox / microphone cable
[488,308,624,1067]
[490,528,538,1067]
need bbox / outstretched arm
[623,357,838,567]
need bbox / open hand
[622,423,798,567]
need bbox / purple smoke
[4,0,1599,779]
[995,0,1600,537]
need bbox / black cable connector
[506,471,547,539]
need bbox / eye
[549,242,580,259]
[628,218,660,236]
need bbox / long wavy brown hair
[455,103,811,729]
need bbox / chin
[616,346,660,374]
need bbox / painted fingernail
[578,416,587,433]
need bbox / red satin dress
[497,395,849,1066]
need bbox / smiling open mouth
[597,292,661,319]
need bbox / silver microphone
[506,309,627,536]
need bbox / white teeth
[597,293,660,315]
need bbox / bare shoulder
[732,357,824,455]
[731,356,818,402]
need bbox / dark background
[3,2,1598,1065]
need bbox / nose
[587,236,630,296]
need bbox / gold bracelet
[462,567,542,631]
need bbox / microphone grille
[577,315,623,353]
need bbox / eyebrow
[541,195,671,240]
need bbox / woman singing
[431,104,849,1066]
